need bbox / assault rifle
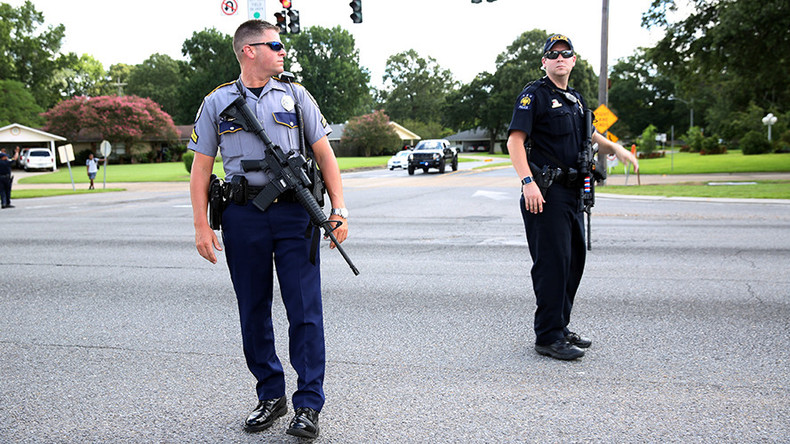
[220,94,359,276]
[579,108,607,251]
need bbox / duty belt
[534,164,582,189]
[552,167,582,188]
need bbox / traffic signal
[471,0,482,3]
[274,11,287,33]
[279,0,292,9]
[288,9,300,34]
[349,0,362,23]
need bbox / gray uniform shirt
[188,76,331,186]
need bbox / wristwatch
[330,207,349,219]
[521,176,534,186]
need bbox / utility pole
[597,0,610,179]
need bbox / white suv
[21,148,55,171]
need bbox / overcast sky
[9,0,682,88]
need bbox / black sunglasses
[248,41,285,52]
[544,50,574,60]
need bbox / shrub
[183,150,194,173]
[169,144,187,161]
[740,130,773,155]
[699,136,727,155]
[340,110,401,157]
[685,126,705,152]
[636,124,658,156]
[776,130,790,153]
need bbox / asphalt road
[2,164,789,443]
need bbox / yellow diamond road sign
[593,104,618,134]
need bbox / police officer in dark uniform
[0,147,20,208]
[188,20,348,439]
[507,34,638,361]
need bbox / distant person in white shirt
[85,152,104,190]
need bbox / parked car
[21,148,55,171]
[15,148,30,169]
[387,150,411,170]
[407,139,458,175]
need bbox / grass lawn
[606,150,790,175]
[20,158,395,185]
[600,181,790,200]
[12,188,125,198]
[20,162,214,184]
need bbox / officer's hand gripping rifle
[220,95,359,276]
[579,109,607,251]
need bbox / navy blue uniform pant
[0,175,11,206]
[222,201,325,412]
[520,185,586,345]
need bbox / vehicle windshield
[397,151,409,156]
[414,141,442,150]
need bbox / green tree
[608,49,683,139]
[282,26,371,124]
[643,0,790,136]
[399,118,449,140]
[49,53,107,99]
[177,28,240,125]
[0,1,66,108]
[340,110,400,156]
[444,29,597,154]
[104,63,134,96]
[380,50,456,124]
[0,79,44,127]
[126,53,185,119]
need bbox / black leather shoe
[244,396,287,432]
[565,331,592,349]
[535,339,585,360]
[286,407,319,439]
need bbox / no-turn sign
[221,0,238,16]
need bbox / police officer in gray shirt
[188,19,348,439]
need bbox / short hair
[233,20,280,59]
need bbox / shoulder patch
[190,128,199,144]
[517,91,535,110]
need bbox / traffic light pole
[597,0,609,181]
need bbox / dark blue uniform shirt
[508,76,587,170]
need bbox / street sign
[221,0,238,16]
[606,132,619,143]
[593,104,618,134]
[58,144,75,164]
[248,0,266,19]
[57,144,76,191]
[100,140,112,157]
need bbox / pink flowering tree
[339,110,401,157]
[42,95,178,159]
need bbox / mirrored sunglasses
[544,50,574,60]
